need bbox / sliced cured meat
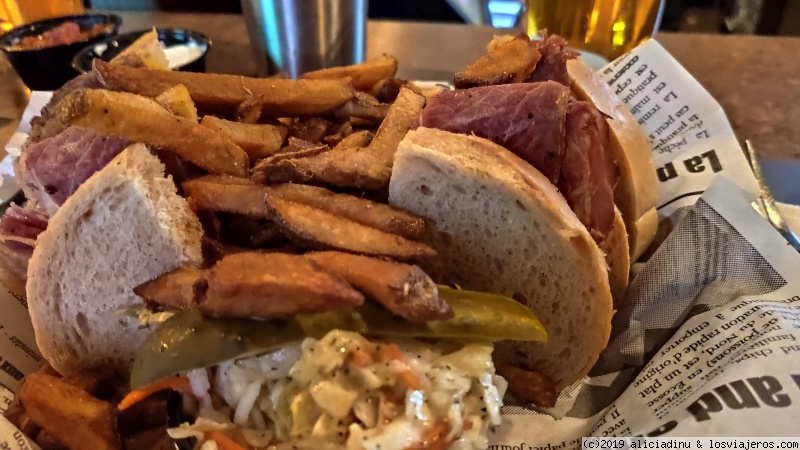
[0,204,48,257]
[559,100,617,241]
[15,126,130,216]
[527,33,579,86]
[420,81,570,183]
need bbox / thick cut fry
[201,116,287,159]
[40,89,249,177]
[454,35,541,88]
[135,266,203,310]
[136,253,365,319]
[94,59,354,116]
[370,78,406,103]
[288,117,333,143]
[269,183,426,239]
[333,129,372,149]
[184,175,425,238]
[18,372,122,450]
[301,54,398,91]
[264,195,437,265]
[323,120,353,146]
[495,365,558,408]
[155,84,198,122]
[334,91,390,123]
[252,88,424,189]
[306,251,452,322]
[184,177,270,217]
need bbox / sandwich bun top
[389,127,613,391]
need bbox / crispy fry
[184,175,425,238]
[252,88,424,190]
[94,59,355,117]
[370,78,407,103]
[335,129,373,149]
[184,176,269,217]
[495,365,558,408]
[135,266,203,311]
[334,91,390,123]
[288,117,334,143]
[264,195,437,265]
[301,54,398,91]
[137,253,365,319]
[155,84,198,122]
[307,251,451,322]
[323,120,353,146]
[269,183,426,239]
[454,34,541,88]
[201,116,287,159]
[39,89,250,177]
[18,372,121,450]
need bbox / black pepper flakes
[527,112,534,119]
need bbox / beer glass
[526,0,665,60]
[0,0,84,30]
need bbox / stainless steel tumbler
[241,0,367,78]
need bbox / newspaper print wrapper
[0,39,796,449]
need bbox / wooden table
[2,11,800,159]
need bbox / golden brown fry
[334,91,390,123]
[252,88,424,190]
[335,129,373,149]
[201,115,287,159]
[155,84,198,122]
[18,372,122,450]
[288,117,333,143]
[250,145,331,184]
[454,34,541,88]
[94,59,355,117]
[183,176,271,217]
[495,365,558,408]
[306,251,451,322]
[184,175,425,239]
[323,120,353,147]
[301,54,399,91]
[269,183,426,239]
[370,78,406,103]
[39,89,250,177]
[264,195,437,265]
[134,266,203,310]
[137,253,365,319]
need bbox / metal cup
[241,0,367,78]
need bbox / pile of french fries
[10,54,452,450]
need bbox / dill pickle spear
[130,286,546,389]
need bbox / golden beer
[526,0,663,60]
[1,0,84,30]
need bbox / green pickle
[131,286,546,389]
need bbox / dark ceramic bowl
[72,28,211,74]
[0,13,122,91]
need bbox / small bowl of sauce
[0,13,122,90]
[72,28,211,74]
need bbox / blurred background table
[1,11,800,160]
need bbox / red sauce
[13,21,113,50]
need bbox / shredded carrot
[422,421,451,450]
[398,369,423,390]
[117,376,192,411]
[404,421,451,450]
[349,349,374,367]
[205,430,247,450]
[377,343,405,362]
